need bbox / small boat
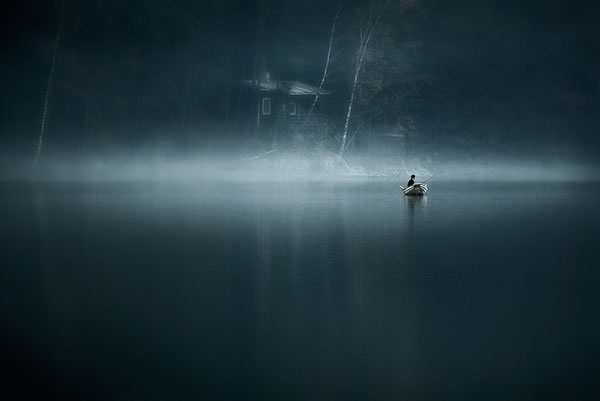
[399,183,428,196]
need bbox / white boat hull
[400,183,428,196]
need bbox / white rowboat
[399,183,428,196]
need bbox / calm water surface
[1,180,599,400]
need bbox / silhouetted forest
[2,0,599,162]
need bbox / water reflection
[404,194,427,230]
[1,181,599,400]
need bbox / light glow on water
[1,151,598,183]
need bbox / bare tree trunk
[254,0,267,136]
[33,23,62,169]
[304,6,340,126]
[340,47,363,156]
[339,0,388,157]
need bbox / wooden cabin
[231,73,332,142]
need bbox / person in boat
[407,174,415,187]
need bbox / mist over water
[1,178,599,400]
[1,148,598,183]
[3,0,600,398]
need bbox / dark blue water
[1,180,599,400]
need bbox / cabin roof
[242,79,331,96]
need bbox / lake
[1,180,599,400]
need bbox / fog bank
[1,149,597,183]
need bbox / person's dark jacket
[407,179,415,187]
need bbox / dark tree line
[2,0,599,162]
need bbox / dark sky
[2,0,599,158]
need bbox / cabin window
[262,97,271,115]
[288,100,297,115]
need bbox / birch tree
[303,6,341,126]
[339,1,389,157]
[32,23,63,169]
[254,0,268,135]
